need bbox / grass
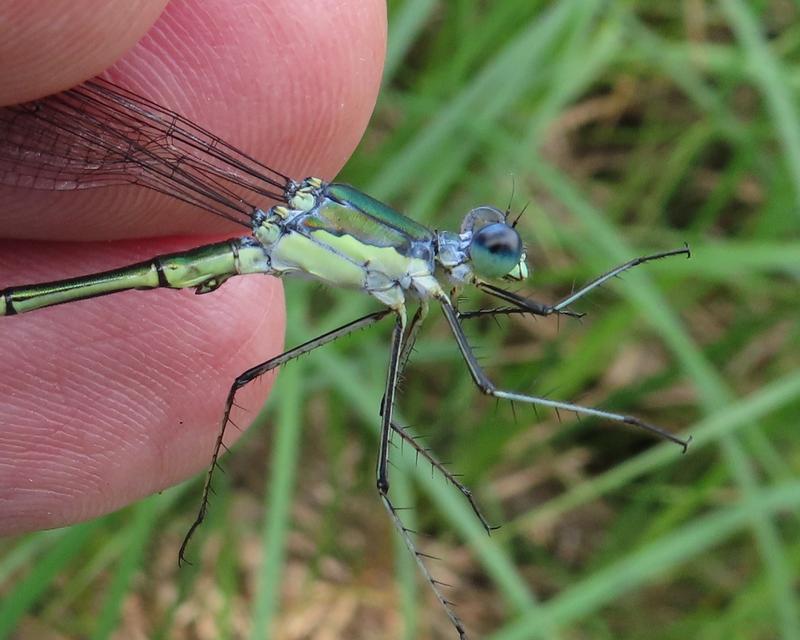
[2,1,800,638]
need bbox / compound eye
[470,222,523,279]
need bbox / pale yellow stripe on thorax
[268,230,367,289]
[312,230,430,281]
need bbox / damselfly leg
[375,247,691,638]
[376,311,470,638]
[376,315,406,496]
[178,309,392,564]
[441,297,691,451]
[388,421,496,533]
[446,246,693,450]
[474,245,690,319]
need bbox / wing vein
[0,78,293,226]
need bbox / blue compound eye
[470,222,523,279]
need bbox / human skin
[0,0,387,534]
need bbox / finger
[0,0,387,240]
[0,0,387,533]
[0,0,169,104]
[0,237,285,535]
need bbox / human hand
[0,0,386,535]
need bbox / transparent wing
[0,78,293,226]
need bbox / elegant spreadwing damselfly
[0,78,690,638]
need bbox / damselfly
[0,79,690,638]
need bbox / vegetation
[2,2,799,638]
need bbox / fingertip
[0,238,285,533]
[109,0,387,182]
[0,0,169,105]
[1,0,387,240]
[0,0,387,532]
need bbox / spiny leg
[461,299,584,320]
[377,312,468,638]
[439,298,691,451]
[381,495,467,639]
[379,249,691,633]
[458,306,552,321]
[393,301,495,531]
[476,245,690,317]
[376,314,406,495]
[398,300,428,374]
[178,309,391,565]
[441,265,692,537]
[390,421,496,533]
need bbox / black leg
[398,301,428,374]
[458,306,542,321]
[178,309,391,565]
[376,315,405,495]
[380,494,468,638]
[477,245,690,317]
[390,421,496,534]
[439,298,691,451]
[391,301,495,532]
[377,312,469,638]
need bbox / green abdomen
[0,239,267,316]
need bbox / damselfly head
[461,206,528,281]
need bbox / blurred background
[3,1,800,638]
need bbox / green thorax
[252,180,438,299]
[307,183,434,256]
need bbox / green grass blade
[489,481,800,639]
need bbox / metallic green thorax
[324,183,433,245]
[254,179,440,310]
